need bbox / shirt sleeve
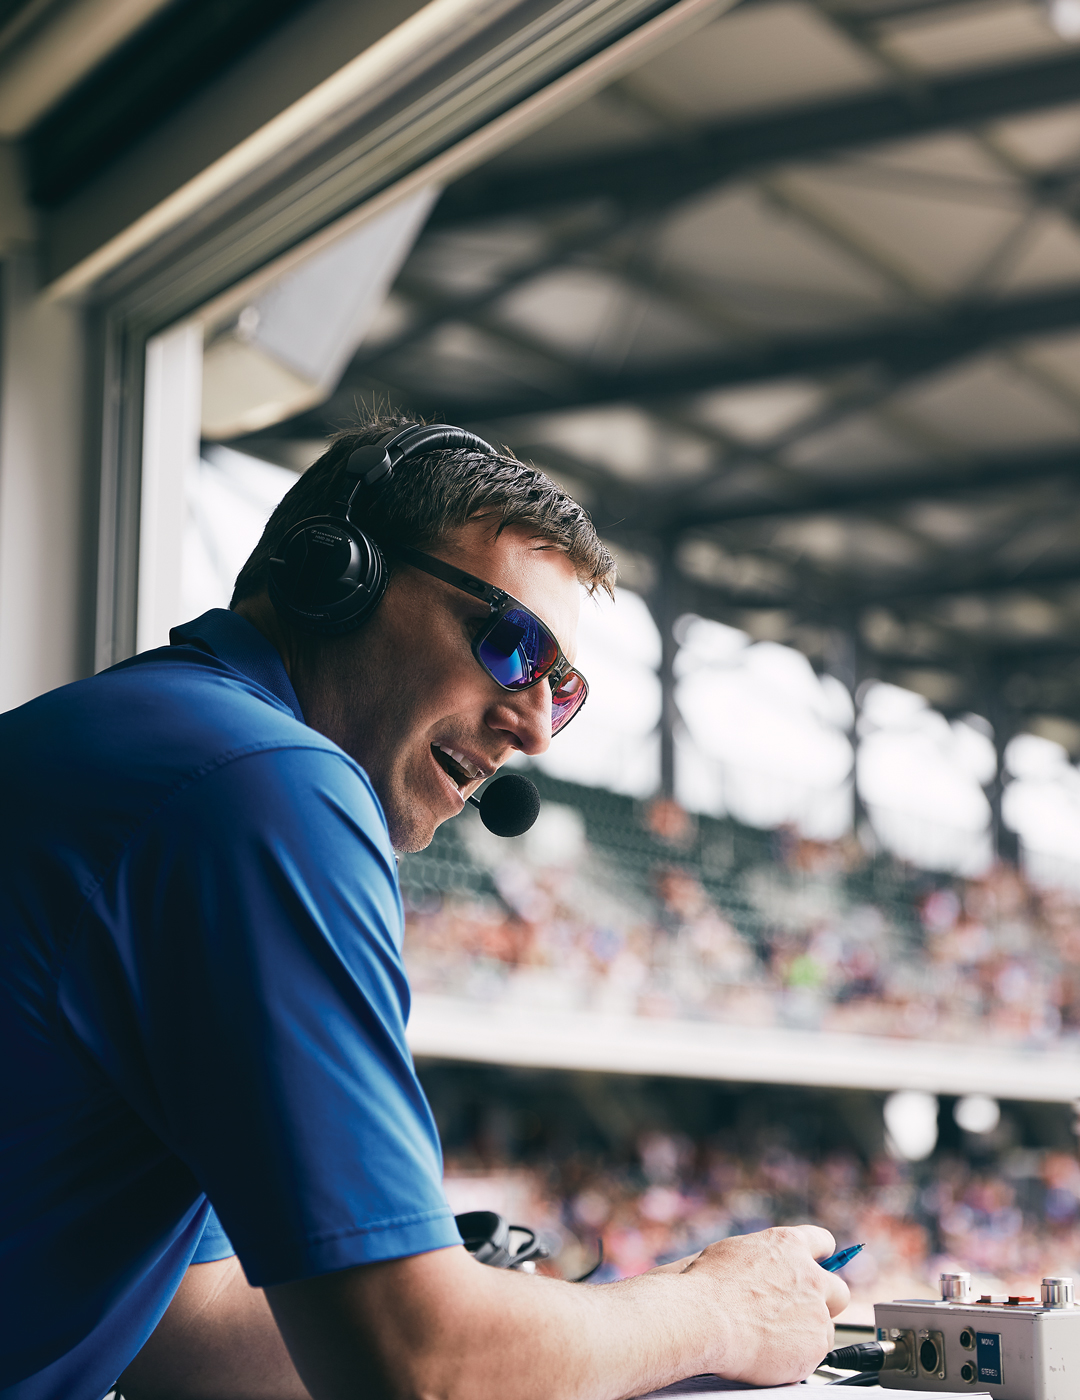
[191,1206,236,1263]
[59,745,461,1287]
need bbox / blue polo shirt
[0,610,460,1400]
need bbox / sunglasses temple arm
[392,543,506,609]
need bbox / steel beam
[864,556,1080,603]
[402,283,1080,421]
[673,445,1080,529]
[432,46,1080,227]
[668,552,1080,619]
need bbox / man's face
[293,520,581,851]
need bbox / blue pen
[819,1243,865,1272]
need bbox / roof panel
[388,321,573,399]
[992,211,1080,292]
[845,131,1022,185]
[625,0,888,121]
[932,591,1072,639]
[901,500,999,544]
[893,354,1080,448]
[779,411,931,471]
[403,224,552,296]
[678,535,795,595]
[989,99,1080,170]
[612,295,732,370]
[877,1,1065,75]
[356,291,414,353]
[1018,327,1080,394]
[771,515,926,571]
[777,166,1026,296]
[996,512,1080,569]
[690,460,796,508]
[492,266,725,368]
[690,380,826,443]
[519,406,715,483]
[658,185,901,319]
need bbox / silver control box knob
[941,1272,972,1301]
[1042,1277,1074,1308]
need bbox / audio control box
[874,1276,1080,1400]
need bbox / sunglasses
[392,543,589,735]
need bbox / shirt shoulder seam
[121,644,302,723]
[57,738,380,968]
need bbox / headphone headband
[269,422,499,636]
[342,423,497,522]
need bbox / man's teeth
[435,744,482,782]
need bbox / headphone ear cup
[454,1212,514,1268]
[268,517,388,635]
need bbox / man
[0,417,847,1400]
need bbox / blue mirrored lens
[478,608,558,688]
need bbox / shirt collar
[169,609,305,723]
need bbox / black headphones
[455,1211,549,1270]
[455,1210,603,1280]
[268,423,497,635]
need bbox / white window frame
[76,0,729,669]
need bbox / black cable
[507,1224,549,1268]
[574,1236,604,1283]
[824,1342,887,1372]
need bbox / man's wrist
[617,1265,732,1384]
[645,1249,702,1276]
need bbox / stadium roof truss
[233,0,1080,850]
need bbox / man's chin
[391,831,433,855]
[386,804,442,855]
[377,764,469,853]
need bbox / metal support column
[826,618,866,837]
[986,683,1020,866]
[657,538,679,801]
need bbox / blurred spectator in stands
[404,795,1080,1049]
[443,1132,1080,1324]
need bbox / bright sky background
[182,447,1080,886]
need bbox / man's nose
[490,682,551,755]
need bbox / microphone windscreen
[477,774,541,838]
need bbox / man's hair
[231,413,616,608]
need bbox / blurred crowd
[441,1134,1080,1325]
[403,810,1080,1047]
[406,790,1080,1323]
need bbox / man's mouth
[431,744,484,790]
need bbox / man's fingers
[824,1272,851,1318]
[789,1224,837,1261]
[789,1225,851,1314]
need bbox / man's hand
[682,1225,849,1386]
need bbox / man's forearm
[272,1250,712,1400]
[268,1227,847,1400]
